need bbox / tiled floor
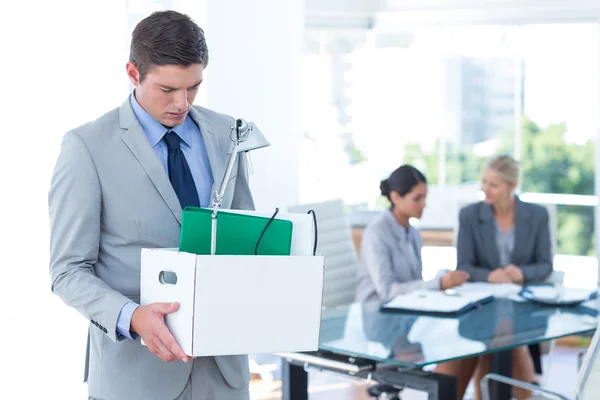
[250,346,582,399]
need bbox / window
[301,23,599,263]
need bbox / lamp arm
[210,120,250,255]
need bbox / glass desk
[281,299,599,400]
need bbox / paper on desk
[526,286,596,303]
[455,282,525,302]
[383,290,492,313]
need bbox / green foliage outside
[401,115,595,256]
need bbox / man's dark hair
[129,10,209,81]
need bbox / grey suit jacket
[355,210,441,303]
[48,99,254,400]
[456,197,553,283]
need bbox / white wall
[0,1,305,397]
[1,2,129,398]
[204,0,305,211]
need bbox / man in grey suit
[49,11,252,400]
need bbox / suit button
[103,328,107,334]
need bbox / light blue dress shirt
[495,223,515,268]
[116,93,214,339]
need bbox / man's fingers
[149,335,176,362]
[155,302,179,315]
[138,302,186,362]
[158,327,189,363]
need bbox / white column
[596,19,600,288]
[198,0,305,211]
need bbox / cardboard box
[141,248,324,357]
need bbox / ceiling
[305,0,600,30]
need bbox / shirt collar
[129,91,194,148]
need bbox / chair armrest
[481,373,569,400]
[544,270,565,284]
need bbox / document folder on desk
[179,207,293,255]
[381,290,494,316]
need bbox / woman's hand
[488,268,512,283]
[441,270,470,289]
[504,264,524,284]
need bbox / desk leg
[372,369,457,400]
[281,359,308,400]
[489,350,512,400]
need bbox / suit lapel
[386,212,422,279]
[189,107,225,200]
[478,203,501,268]
[119,100,183,224]
[512,197,531,263]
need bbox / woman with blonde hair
[456,154,553,399]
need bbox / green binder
[179,207,293,256]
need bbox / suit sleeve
[520,209,553,283]
[49,131,132,343]
[360,229,440,304]
[456,208,490,282]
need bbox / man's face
[126,62,204,127]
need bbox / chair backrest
[575,322,600,399]
[453,199,476,247]
[288,199,359,307]
[537,202,558,257]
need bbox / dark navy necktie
[163,131,200,209]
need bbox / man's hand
[441,270,470,289]
[488,268,512,283]
[131,302,190,363]
[504,264,524,284]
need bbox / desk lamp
[210,118,270,255]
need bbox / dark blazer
[456,197,553,283]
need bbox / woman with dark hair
[356,165,469,303]
[355,165,476,399]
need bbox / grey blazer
[456,197,553,283]
[48,99,254,400]
[355,211,441,303]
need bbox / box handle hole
[159,271,178,285]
